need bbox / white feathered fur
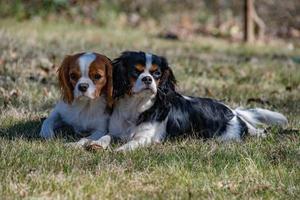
[234,107,288,136]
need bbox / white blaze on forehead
[74,53,97,99]
[132,53,157,94]
[145,53,152,70]
[78,53,96,76]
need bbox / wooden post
[214,0,221,29]
[244,0,255,43]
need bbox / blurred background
[0,0,299,44]
[0,0,299,110]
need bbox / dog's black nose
[142,76,152,85]
[78,83,89,92]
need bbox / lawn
[0,19,299,199]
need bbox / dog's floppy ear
[57,55,74,104]
[104,56,113,109]
[159,56,177,94]
[112,52,131,99]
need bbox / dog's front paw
[65,138,91,149]
[115,143,133,152]
[85,135,111,151]
[40,122,55,139]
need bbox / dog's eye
[132,68,142,77]
[135,68,142,74]
[94,74,102,80]
[152,70,161,77]
[70,73,77,80]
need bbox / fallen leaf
[247,97,270,105]
[9,89,20,98]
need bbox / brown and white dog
[40,52,113,147]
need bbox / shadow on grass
[1,115,297,146]
[0,118,81,142]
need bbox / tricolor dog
[89,51,288,151]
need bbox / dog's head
[112,51,176,99]
[58,52,113,107]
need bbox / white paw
[40,122,55,139]
[115,140,147,152]
[115,146,127,152]
[256,129,267,138]
[65,138,91,148]
[87,135,111,150]
[115,143,134,152]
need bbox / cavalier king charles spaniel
[88,51,287,152]
[40,52,113,148]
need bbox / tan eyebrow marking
[149,64,158,72]
[135,64,145,71]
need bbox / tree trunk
[253,5,266,41]
[214,0,221,29]
[244,0,255,43]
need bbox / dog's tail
[234,108,288,136]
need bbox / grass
[0,19,299,199]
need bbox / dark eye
[70,73,77,80]
[94,74,101,80]
[152,70,161,77]
[132,68,141,77]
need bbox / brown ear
[57,55,74,104]
[105,58,113,109]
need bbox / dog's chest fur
[109,93,155,140]
[57,95,108,133]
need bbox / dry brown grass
[0,19,299,199]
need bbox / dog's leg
[40,111,61,139]
[67,130,107,148]
[116,121,166,152]
[116,136,153,152]
[87,135,112,150]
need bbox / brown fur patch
[149,64,158,72]
[154,79,160,86]
[57,53,83,104]
[128,77,137,95]
[135,64,145,72]
[90,54,113,109]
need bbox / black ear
[158,56,177,94]
[112,52,131,99]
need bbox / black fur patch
[138,92,237,138]
[236,116,248,138]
